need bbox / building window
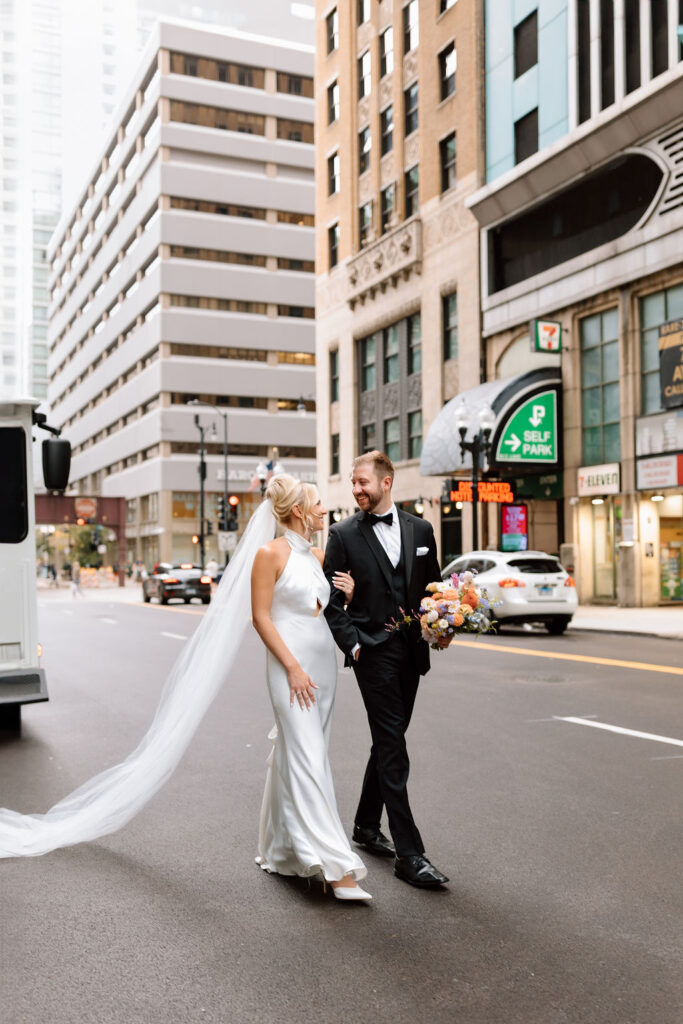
[358,50,371,99]
[404,165,419,217]
[327,81,340,124]
[439,43,456,99]
[580,308,620,465]
[330,349,339,402]
[277,119,314,144]
[381,183,395,234]
[328,223,339,268]
[514,10,537,79]
[408,410,422,459]
[384,416,400,461]
[361,423,377,452]
[640,284,683,415]
[514,108,538,164]
[359,201,373,246]
[440,132,456,191]
[651,1,669,77]
[403,0,419,53]
[625,0,641,93]
[380,25,394,76]
[357,0,370,24]
[327,8,338,53]
[277,72,314,97]
[404,81,418,134]
[359,125,371,173]
[384,324,399,382]
[361,335,377,391]
[600,0,615,108]
[328,151,340,195]
[169,101,265,135]
[380,105,394,155]
[408,312,421,374]
[439,0,456,11]
[331,433,340,475]
[577,0,591,123]
[443,292,458,360]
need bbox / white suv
[441,550,578,635]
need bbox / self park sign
[495,390,558,464]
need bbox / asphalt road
[1,596,682,1024]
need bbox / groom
[323,451,449,888]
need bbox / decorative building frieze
[359,390,376,424]
[382,381,400,417]
[404,132,419,168]
[357,96,370,125]
[379,75,393,107]
[380,152,395,186]
[359,171,373,203]
[403,51,418,83]
[347,216,422,307]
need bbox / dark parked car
[142,563,212,605]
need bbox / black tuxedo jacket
[323,509,442,676]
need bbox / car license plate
[187,589,197,595]
[536,585,553,595]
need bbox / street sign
[531,319,562,352]
[658,318,683,409]
[496,390,558,464]
[450,481,514,503]
[218,531,237,553]
[74,496,97,519]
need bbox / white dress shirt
[351,504,401,658]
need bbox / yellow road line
[137,603,205,616]
[453,639,683,676]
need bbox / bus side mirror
[42,437,71,492]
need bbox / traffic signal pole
[194,414,206,568]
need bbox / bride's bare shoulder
[253,537,288,570]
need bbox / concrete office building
[314,0,483,562]
[461,1,683,606]
[47,20,316,567]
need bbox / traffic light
[227,494,239,531]
[217,496,228,530]
[205,520,213,536]
[192,534,199,545]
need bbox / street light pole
[456,403,496,551]
[187,399,230,562]
[194,414,206,567]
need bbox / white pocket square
[416,546,429,556]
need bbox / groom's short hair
[353,449,395,482]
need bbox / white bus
[0,398,70,732]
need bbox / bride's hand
[287,665,318,710]
[333,570,355,604]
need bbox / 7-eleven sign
[531,319,562,352]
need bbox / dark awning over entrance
[420,368,562,476]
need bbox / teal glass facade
[485,0,569,182]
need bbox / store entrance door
[592,497,620,601]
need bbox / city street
[1,595,681,1024]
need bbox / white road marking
[554,716,683,748]
[99,617,117,625]
[160,631,187,640]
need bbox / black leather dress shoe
[394,855,449,888]
[352,826,396,857]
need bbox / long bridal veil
[0,499,277,858]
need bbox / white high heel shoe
[331,884,372,902]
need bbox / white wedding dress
[256,529,366,883]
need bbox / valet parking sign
[495,390,559,464]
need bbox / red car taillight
[164,577,180,585]
[564,576,575,588]
[498,577,526,588]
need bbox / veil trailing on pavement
[0,499,277,858]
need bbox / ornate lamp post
[455,402,496,551]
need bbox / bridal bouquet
[386,570,493,648]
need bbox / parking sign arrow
[529,405,546,427]
[504,432,521,452]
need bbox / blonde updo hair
[266,474,320,532]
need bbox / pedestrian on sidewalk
[70,562,83,599]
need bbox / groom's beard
[355,487,385,512]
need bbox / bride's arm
[251,546,318,710]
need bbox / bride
[0,474,371,902]
[252,475,370,901]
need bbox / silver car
[441,550,578,634]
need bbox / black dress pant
[352,631,424,858]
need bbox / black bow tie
[367,511,393,526]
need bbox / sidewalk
[569,604,683,640]
[36,581,683,639]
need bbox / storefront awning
[420,368,562,476]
